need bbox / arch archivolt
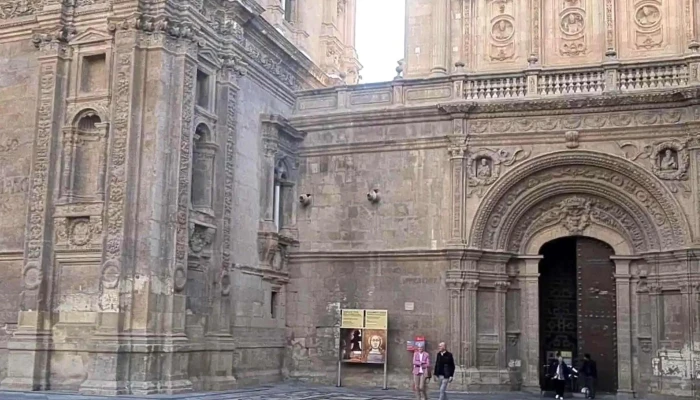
[510,192,651,254]
[470,151,690,253]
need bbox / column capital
[464,279,479,291]
[518,255,542,275]
[610,255,640,275]
[494,281,510,292]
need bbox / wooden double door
[539,236,618,393]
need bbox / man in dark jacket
[547,352,572,400]
[434,342,455,400]
[581,353,598,399]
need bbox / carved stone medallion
[69,218,92,246]
[22,262,42,290]
[559,197,593,234]
[101,260,121,289]
[173,267,187,292]
[634,4,663,49]
[635,5,661,28]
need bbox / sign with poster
[338,309,388,364]
[337,309,390,389]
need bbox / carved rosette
[466,147,530,197]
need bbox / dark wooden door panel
[576,238,618,393]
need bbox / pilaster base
[0,326,52,391]
[79,379,129,396]
[78,333,127,396]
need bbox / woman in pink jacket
[412,344,431,400]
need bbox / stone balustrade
[294,56,700,115]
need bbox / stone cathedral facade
[286,0,700,399]
[0,0,359,395]
[1,0,700,398]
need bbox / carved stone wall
[289,81,700,396]
[0,0,330,394]
[405,0,694,76]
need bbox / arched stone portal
[453,151,693,397]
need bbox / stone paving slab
[0,383,547,400]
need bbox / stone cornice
[291,89,700,133]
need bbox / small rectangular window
[196,70,210,109]
[284,0,293,22]
[271,291,278,318]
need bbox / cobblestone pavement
[0,383,549,400]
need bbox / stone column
[260,123,278,231]
[519,255,542,390]
[648,283,662,354]
[464,279,479,369]
[529,0,542,65]
[430,0,449,76]
[0,35,71,392]
[603,0,617,58]
[612,256,636,398]
[495,280,511,369]
[447,137,466,245]
[445,260,465,364]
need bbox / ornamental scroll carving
[466,147,530,197]
[0,0,42,20]
[619,139,691,197]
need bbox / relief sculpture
[488,0,516,61]
[466,147,530,197]
[559,3,587,56]
[619,139,690,181]
[634,3,663,49]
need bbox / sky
[355,0,405,84]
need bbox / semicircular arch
[501,184,659,254]
[469,150,690,253]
